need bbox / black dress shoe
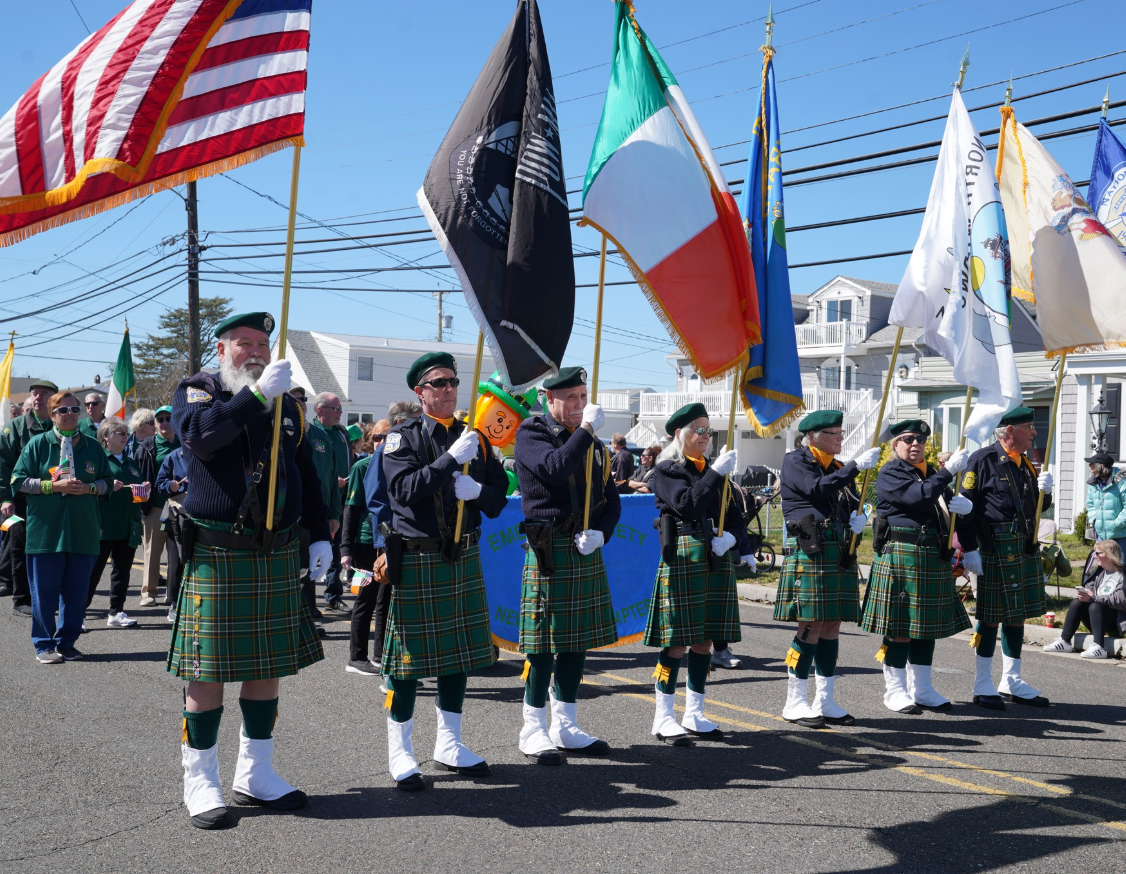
[190,806,230,829]
[1001,693,1050,707]
[917,701,953,713]
[0,585,11,597]
[784,714,825,728]
[324,599,352,615]
[822,713,856,725]
[12,603,32,616]
[560,738,611,755]
[893,703,922,715]
[231,789,307,810]
[686,727,725,740]
[434,760,490,778]
[397,773,425,792]
[524,749,563,765]
[973,694,1006,711]
[656,732,693,746]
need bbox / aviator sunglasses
[422,377,461,389]
[898,434,925,445]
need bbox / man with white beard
[166,312,333,830]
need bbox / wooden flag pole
[717,365,742,536]
[848,326,903,555]
[582,235,608,532]
[265,145,302,531]
[944,386,974,550]
[1033,353,1067,539]
[453,332,485,542]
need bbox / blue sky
[0,0,1120,392]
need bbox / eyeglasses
[689,427,715,436]
[421,377,460,389]
[372,434,387,442]
[54,406,81,415]
[1095,550,1105,557]
[819,430,844,437]
[898,435,925,445]
[156,416,171,424]
[84,400,102,407]
[321,404,342,412]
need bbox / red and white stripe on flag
[0,0,310,247]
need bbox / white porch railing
[639,390,731,420]
[795,320,867,348]
[599,390,632,413]
[801,386,881,462]
[626,420,663,447]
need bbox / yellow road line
[590,670,1126,834]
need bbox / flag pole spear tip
[764,2,774,48]
[955,44,970,90]
[1003,74,1013,108]
[1103,84,1111,119]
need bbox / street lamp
[1090,395,1112,453]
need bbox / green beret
[28,379,58,393]
[346,424,363,442]
[665,402,709,436]
[797,409,843,433]
[889,419,930,438]
[478,371,536,419]
[406,351,457,388]
[214,311,275,338]
[155,405,173,416]
[999,406,1035,426]
[542,366,587,391]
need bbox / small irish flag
[106,324,136,420]
[581,0,760,381]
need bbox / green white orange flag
[0,339,13,427]
[106,325,135,419]
[581,0,760,380]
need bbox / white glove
[848,511,867,534]
[308,540,333,582]
[962,550,984,576]
[712,446,738,477]
[255,359,293,400]
[1038,471,1054,494]
[741,554,757,572]
[711,530,737,556]
[446,430,480,464]
[948,494,973,515]
[573,529,604,555]
[945,447,970,474]
[452,472,482,500]
[581,403,604,431]
[854,447,881,470]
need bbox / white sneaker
[711,648,742,669]
[106,611,137,628]
[167,607,178,624]
[1043,638,1073,653]
[1081,644,1107,660]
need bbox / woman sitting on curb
[1044,539,1126,659]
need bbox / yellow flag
[0,341,13,428]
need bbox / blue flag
[738,50,803,437]
[1089,119,1126,254]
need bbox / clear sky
[0,0,1120,394]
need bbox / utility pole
[434,290,445,342]
[185,181,201,375]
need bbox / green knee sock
[523,653,554,708]
[883,639,910,669]
[654,650,682,694]
[239,697,278,740]
[786,638,817,680]
[387,676,418,723]
[183,706,223,750]
[814,637,839,677]
[1001,625,1024,658]
[436,672,467,713]
[552,652,587,703]
[686,650,711,693]
[975,622,999,658]
[908,639,935,666]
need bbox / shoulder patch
[962,471,977,490]
[313,439,326,453]
[186,388,212,404]
[385,432,403,453]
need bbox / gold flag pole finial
[764,3,774,49]
[1103,84,1111,119]
[1004,74,1013,108]
[955,45,970,90]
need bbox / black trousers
[87,539,136,614]
[324,526,344,601]
[164,533,183,607]
[1061,599,1116,647]
[348,543,391,662]
[298,527,320,619]
[0,517,30,608]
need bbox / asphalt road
[2,568,1124,874]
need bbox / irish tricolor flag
[106,324,135,420]
[581,1,760,380]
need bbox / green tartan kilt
[519,532,618,654]
[860,536,971,639]
[977,529,1047,623]
[643,534,741,648]
[382,543,495,680]
[773,536,860,623]
[166,535,323,683]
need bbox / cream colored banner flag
[997,107,1126,354]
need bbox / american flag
[0,0,311,247]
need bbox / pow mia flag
[417,0,574,391]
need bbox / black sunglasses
[898,435,925,445]
[422,377,460,389]
[156,416,171,424]
[372,433,386,442]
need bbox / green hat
[406,351,457,388]
[155,405,173,416]
[665,402,709,436]
[346,424,363,442]
[999,406,1035,426]
[797,409,844,433]
[478,371,536,419]
[889,419,930,438]
[213,311,275,338]
[28,379,58,393]
[542,366,587,391]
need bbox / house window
[820,365,854,390]
[357,356,373,381]
[346,412,376,426]
[826,300,852,323]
